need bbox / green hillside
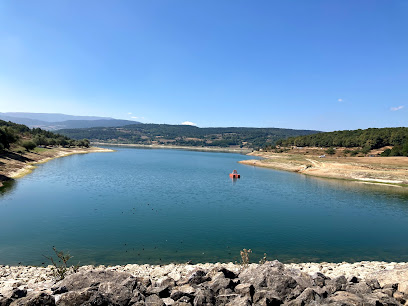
[59,124,319,149]
[277,127,408,156]
[0,120,89,152]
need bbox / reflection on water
[0,147,408,266]
[309,175,408,196]
[0,179,16,196]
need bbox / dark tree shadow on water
[0,176,16,196]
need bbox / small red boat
[229,170,240,178]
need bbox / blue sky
[0,0,407,131]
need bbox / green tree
[34,135,49,146]
[0,127,18,149]
[48,138,57,146]
[21,140,37,151]
[57,137,68,147]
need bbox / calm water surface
[1,147,408,265]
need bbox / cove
[1,147,408,266]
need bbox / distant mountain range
[1,112,320,149]
[0,112,139,130]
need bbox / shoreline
[1,260,408,304]
[92,142,253,154]
[239,152,408,188]
[0,147,114,187]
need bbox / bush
[43,247,79,280]
[350,150,360,157]
[361,146,371,155]
[381,149,391,157]
[240,248,252,267]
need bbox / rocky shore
[1,260,408,305]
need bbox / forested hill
[0,120,89,151]
[277,127,408,156]
[58,124,319,149]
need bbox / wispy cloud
[391,105,404,111]
[337,98,343,102]
[181,121,196,126]
[128,112,132,115]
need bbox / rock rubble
[1,260,408,305]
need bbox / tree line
[276,127,408,156]
[0,120,90,152]
[58,124,319,149]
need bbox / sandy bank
[240,152,408,187]
[92,142,253,154]
[0,147,114,187]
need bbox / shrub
[240,248,252,267]
[381,149,391,157]
[361,146,371,155]
[350,150,360,157]
[259,253,268,264]
[43,247,79,280]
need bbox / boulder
[238,262,303,301]
[325,275,347,294]
[345,282,372,295]
[252,290,283,306]
[311,272,329,288]
[207,272,233,293]
[170,284,196,301]
[225,296,251,306]
[9,292,54,306]
[326,291,364,305]
[162,297,175,305]
[55,270,134,292]
[286,288,321,306]
[145,294,165,306]
[193,288,215,305]
[178,270,209,286]
[56,288,99,306]
[393,291,407,304]
[234,283,254,299]
[215,288,237,305]
[366,279,381,290]
[218,268,237,279]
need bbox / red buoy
[229,169,240,178]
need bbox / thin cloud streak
[390,105,404,111]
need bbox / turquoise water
[1,147,408,266]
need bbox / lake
[1,147,408,266]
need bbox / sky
[0,0,407,131]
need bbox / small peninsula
[240,150,408,187]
